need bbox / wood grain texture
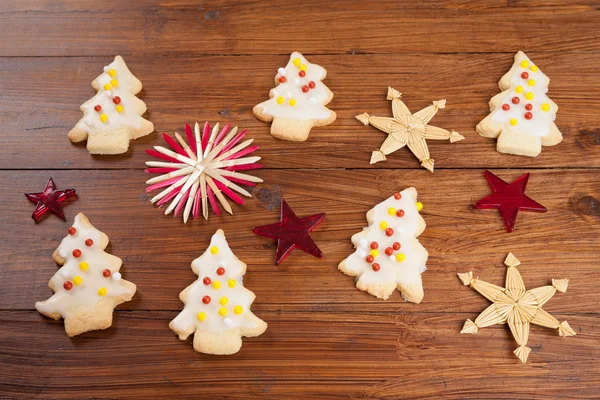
[1,311,598,399]
[2,169,600,314]
[2,53,600,169]
[1,0,600,56]
[2,169,599,398]
[1,0,600,398]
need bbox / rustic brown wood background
[1,1,600,399]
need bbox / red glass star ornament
[253,198,325,265]
[474,170,546,232]
[24,178,77,222]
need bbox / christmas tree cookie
[35,213,137,337]
[458,253,575,363]
[68,56,154,154]
[338,189,428,302]
[477,51,562,157]
[170,230,267,355]
[253,52,336,142]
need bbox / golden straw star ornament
[356,87,464,171]
[458,253,576,363]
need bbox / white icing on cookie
[35,214,135,317]
[339,188,428,302]
[170,230,265,334]
[490,52,557,138]
[75,56,148,137]
[257,52,333,121]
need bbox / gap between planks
[4,51,600,59]
[3,166,600,171]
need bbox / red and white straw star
[145,122,263,223]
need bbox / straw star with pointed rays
[458,253,576,363]
[356,87,464,172]
[145,122,263,223]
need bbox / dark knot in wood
[253,185,282,211]
[569,193,600,218]
[577,128,600,149]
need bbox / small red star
[253,198,325,265]
[25,178,77,222]
[474,170,546,232]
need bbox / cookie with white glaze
[338,188,428,302]
[35,213,137,337]
[253,52,336,142]
[169,229,267,355]
[68,55,154,154]
[477,51,562,157]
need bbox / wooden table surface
[2,1,600,399]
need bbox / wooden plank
[0,310,598,399]
[1,1,600,56]
[1,53,600,169]
[3,168,599,313]
[2,1,600,398]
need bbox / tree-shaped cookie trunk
[170,229,267,355]
[476,51,562,157]
[253,52,336,142]
[68,55,154,155]
[35,213,136,337]
[338,188,428,302]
